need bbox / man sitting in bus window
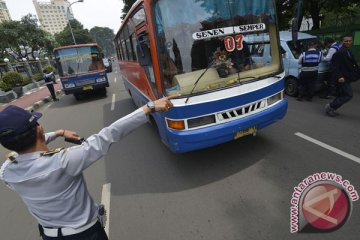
[88,56,104,71]
[160,51,178,87]
[229,41,253,72]
[67,66,75,75]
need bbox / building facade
[32,0,74,35]
[0,0,11,22]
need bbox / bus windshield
[154,0,281,95]
[54,46,105,77]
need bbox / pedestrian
[0,96,175,239]
[43,69,59,101]
[325,34,360,117]
[297,40,323,102]
[320,37,342,99]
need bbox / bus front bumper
[62,82,109,95]
[165,99,288,153]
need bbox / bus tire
[100,87,107,96]
[285,77,298,97]
[74,93,82,100]
[148,115,160,136]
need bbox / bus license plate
[234,126,257,140]
[83,86,93,91]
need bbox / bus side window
[137,34,151,66]
[137,32,157,94]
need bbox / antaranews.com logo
[290,172,359,233]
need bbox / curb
[25,89,64,112]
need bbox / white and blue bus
[53,44,109,100]
[114,0,287,153]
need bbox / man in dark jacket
[325,34,360,117]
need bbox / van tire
[285,77,298,97]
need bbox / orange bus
[114,0,287,153]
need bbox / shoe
[319,95,331,99]
[306,98,312,102]
[53,98,59,101]
[325,104,337,117]
[296,97,303,101]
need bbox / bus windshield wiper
[239,76,257,80]
[185,60,214,104]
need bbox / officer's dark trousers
[330,82,353,110]
[298,71,317,100]
[41,221,108,240]
[46,83,57,100]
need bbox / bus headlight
[188,115,215,129]
[96,77,106,83]
[267,92,283,106]
[64,83,75,88]
[167,119,185,130]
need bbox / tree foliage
[89,27,115,57]
[121,0,137,19]
[54,19,93,46]
[0,14,55,61]
[275,0,360,30]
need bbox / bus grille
[75,79,95,86]
[217,99,266,122]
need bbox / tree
[0,14,55,61]
[89,27,115,57]
[54,19,93,46]
[276,0,360,30]
[121,0,137,19]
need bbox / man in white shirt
[0,96,175,239]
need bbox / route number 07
[224,34,244,52]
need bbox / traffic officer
[297,40,323,101]
[0,96,175,240]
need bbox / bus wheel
[74,93,82,100]
[148,115,160,136]
[285,77,298,97]
[100,87,107,96]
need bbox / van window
[250,43,267,57]
[287,38,318,59]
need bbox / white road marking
[114,77,117,83]
[111,94,116,111]
[101,183,111,236]
[295,132,360,164]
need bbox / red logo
[301,183,351,231]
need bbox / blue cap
[0,105,42,142]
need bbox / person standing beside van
[320,38,342,98]
[297,41,323,101]
[325,34,360,117]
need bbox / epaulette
[41,148,64,157]
[6,151,18,164]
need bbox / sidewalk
[0,82,63,112]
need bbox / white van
[247,31,329,96]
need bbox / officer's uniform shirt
[298,48,323,72]
[43,71,55,85]
[0,108,147,228]
[324,42,342,62]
